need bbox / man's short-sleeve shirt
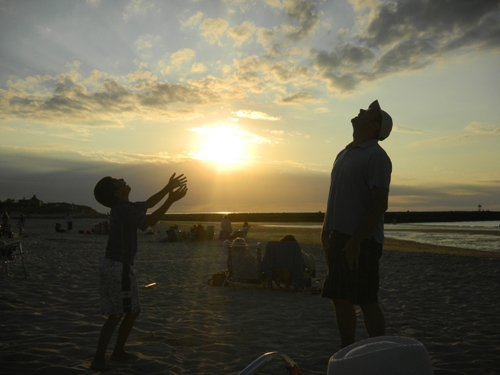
[324,139,391,244]
[105,201,148,265]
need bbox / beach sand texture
[1,219,499,375]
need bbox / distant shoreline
[6,210,500,224]
[161,210,500,224]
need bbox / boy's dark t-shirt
[105,201,148,265]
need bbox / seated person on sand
[195,224,205,241]
[55,223,66,233]
[280,234,316,286]
[219,214,232,240]
[230,221,251,239]
[173,224,186,241]
[226,237,261,282]
[166,226,179,242]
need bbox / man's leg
[333,299,357,348]
[360,303,385,338]
[110,311,140,361]
[91,314,122,371]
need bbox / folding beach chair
[261,241,306,291]
[237,337,433,375]
[1,240,27,278]
[223,240,262,286]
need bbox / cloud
[123,0,156,20]
[234,110,281,121]
[171,48,196,67]
[255,0,320,57]
[314,107,329,114]
[200,18,229,45]
[0,147,333,213]
[393,124,423,135]
[317,70,360,93]
[234,55,311,87]
[266,0,281,8]
[465,122,500,135]
[275,91,317,105]
[410,134,476,147]
[311,39,381,92]
[389,180,500,211]
[181,11,204,28]
[348,0,376,12]
[188,125,271,144]
[35,25,51,37]
[2,146,499,213]
[282,0,321,41]
[228,21,256,46]
[314,43,376,70]
[186,54,313,101]
[360,0,500,50]
[314,0,500,92]
[264,129,314,147]
[191,62,207,73]
[135,34,159,51]
[127,68,158,89]
[0,70,221,125]
[267,0,320,42]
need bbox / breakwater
[385,211,500,224]
[163,212,324,223]
[163,211,500,224]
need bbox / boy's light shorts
[99,258,141,316]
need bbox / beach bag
[207,272,227,287]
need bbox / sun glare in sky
[189,125,249,168]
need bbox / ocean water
[384,220,500,253]
[261,221,500,253]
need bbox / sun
[191,125,248,168]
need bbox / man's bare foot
[90,359,113,371]
[110,351,140,362]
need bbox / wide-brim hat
[328,336,434,375]
[369,100,393,141]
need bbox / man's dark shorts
[321,230,382,305]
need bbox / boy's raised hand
[168,185,188,202]
[167,173,187,191]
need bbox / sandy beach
[1,219,499,375]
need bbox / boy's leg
[110,311,140,361]
[333,299,357,348]
[91,314,122,370]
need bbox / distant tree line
[0,196,100,216]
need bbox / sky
[1,0,499,214]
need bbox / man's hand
[167,173,187,191]
[168,185,188,203]
[343,239,361,270]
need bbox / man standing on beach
[321,100,392,348]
